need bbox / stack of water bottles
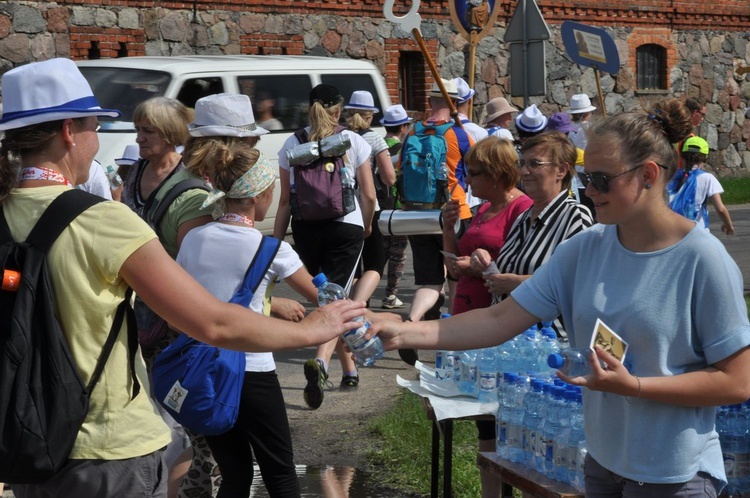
[717,401,750,496]
[435,322,587,492]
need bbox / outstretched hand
[303,300,368,344]
[557,345,640,398]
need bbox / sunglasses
[578,163,669,193]
[517,159,554,169]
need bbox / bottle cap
[440,313,452,319]
[311,273,328,288]
[547,353,564,369]
[2,269,21,292]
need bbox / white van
[76,55,391,233]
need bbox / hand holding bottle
[556,345,641,399]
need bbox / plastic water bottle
[548,348,593,377]
[437,162,449,204]
[517,328,541,374]
[542,386,564,478]
[458,350,478,397]
[567,391,586,490]
[477,348,498,403]
[104,165,123,188]
[538,324,560,378]
[719,404,748,495]
[312,273,383,366]
[553,390,575,482]
[507,375,529,463]
[521,379,544,469]
[496,372,517,459]
[340,165,356,189]
[435,314,455,381]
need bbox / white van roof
[76,55,379,74]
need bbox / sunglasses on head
[577,163,668,193]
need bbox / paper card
[590,318,628,364]
[440,250,458,260]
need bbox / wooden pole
[594,68,607,117]
[467,30,478,121]
[412,28,463,128]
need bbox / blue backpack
[398,121,454,209]
[152,235,281,435]
[669,168,708,226]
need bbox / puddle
[249,465,405,497]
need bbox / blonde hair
[183,135,245,180]
[133,97,193,147]
[345,110,373,132]
[308,102,342,142]
[464,136,519,190]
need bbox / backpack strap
[147,178,211,241]
[229,236,282,308]
[451,124,473,190]
[8,190,141,398]
[295,125,347,145]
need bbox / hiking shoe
[340,374,360,390]
[303,359,328,410]
[423,293,446,321]
[398,348,419,366]
[382,294,405,309]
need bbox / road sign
[509,42,546,98]
[504,0,550,43]
[561,21,620,75]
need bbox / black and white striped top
[492,190,594,305]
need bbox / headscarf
[201,152,276,218]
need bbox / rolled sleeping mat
[378,209,461,236]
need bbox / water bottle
[507,375,530,463]
[340,165,357,213]
[340,165,356,189]
[521,379,544,470]
[458,350,479,397]
[553,390,575,482]
[567,391,586,490]
[517,328,541,374]
[548,348,594,377]
[435,314,455,381]
[436,162,449,205]
[312,273,383,366]
[719,404,747,495]
[538,324,560,378]
[496,372,516,459]
[542,386,564,478]
[496,336,518,375]
[477,348,498,403]
[104,165,123,188]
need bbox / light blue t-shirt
[512,223,750,487]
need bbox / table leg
[444,419,453,498]
[431,419,440,498]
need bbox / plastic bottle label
[479,373,496,391]
[342,321,373,351]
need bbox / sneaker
[382,294,405,309]
[303,359,328,410]
[340,374,360,390]
[423,293,446,321]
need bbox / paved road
[712,204,750,290]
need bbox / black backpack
[143,176,211,242]
[0,189,139,483]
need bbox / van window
[321,74,384,125]
[237,75,312,132]
[79,67,171,122]
[177,78,225,109]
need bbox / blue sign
[561,21,620,75]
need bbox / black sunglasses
[578,163,668,193]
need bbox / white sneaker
[382,294,405,309]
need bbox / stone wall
[1,2,750,173]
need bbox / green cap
[682,136,709,155]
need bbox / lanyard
[219,213,254,227]
[21,167,72,186]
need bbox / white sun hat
[568,94,597,114]
[188,93,269,138]
[0,58,120,131]
[515,104,548,133]
[453,77,476,104]
[427,79,460,99]
[114,144,141,167]
[343,90,380,112]
[380,104,414,126]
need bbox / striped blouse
[492,190,594,305]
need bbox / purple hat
[545,112,578,134]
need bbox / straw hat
[343,90,380,112]
[380,104,414,126]
[453,77,476,104]
[114,144,141,166]
[483,97,518,125]
[515,104,548,133]
[0,58,120,131]
[188,93,269,138]
[568,94,597,114]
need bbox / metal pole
[522,0,529,108]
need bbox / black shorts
[358,211,386,275]
[407,234,445,286]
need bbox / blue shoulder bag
[152,236,281,435]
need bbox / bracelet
[625,375,642,404]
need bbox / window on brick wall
[636,44,667,91]
[399,51,426,113]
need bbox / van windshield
[79,67,171,124]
